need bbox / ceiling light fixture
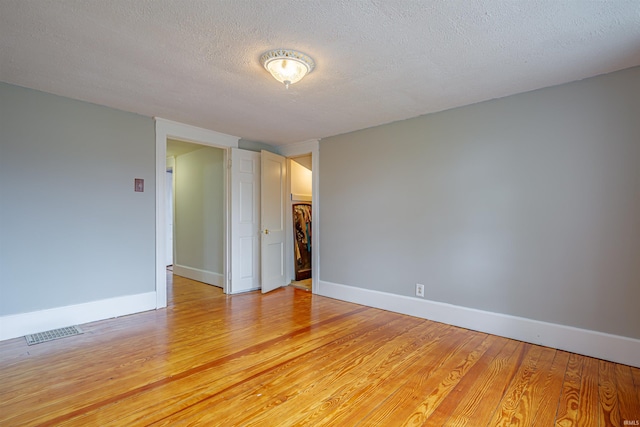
[260,49,315,89]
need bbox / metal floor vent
[25,326,83,346]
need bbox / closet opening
[288,155,312,292]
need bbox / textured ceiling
[1,1,639,146]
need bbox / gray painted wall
[0,82,155,316]
[174,147,224,274]
[238,138,279,154]
[320,67,640,339]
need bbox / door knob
[263,229,270,235]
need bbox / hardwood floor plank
[530,350,571,427]
[436,340,531,426]
[334,325,476,426]
[599,360,622,427]
[506,346,557,426]
[399,333,495,426]
[488,343,544,426]
[632,367,640,408]
[0,274,637,427]
[616,364,640,426]
[350,329,483,426]
[576,356,600,426]
[555,352,584,426]
[418,336,517,426]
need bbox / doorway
[155,119,320,307]
[288,155,313,291]
[154,118,239,309]
[167,139,225,288]
[278,140,319,295]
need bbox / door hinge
[228,159,232,169]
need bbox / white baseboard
[317,280,640,368]
[0,292,156,341]
[173,265,224,287]
[229,286,261,295]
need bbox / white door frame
[165,161,175,267]
[278,140,320,294]
[154,118,239,308]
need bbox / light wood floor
[1,274,638,426]
[290,278,312,291]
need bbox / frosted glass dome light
[260,49,315,89]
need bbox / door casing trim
[155,118,239,308]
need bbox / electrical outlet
[416,283,425,298]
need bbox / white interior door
[230,148,261,293]
[261,150,287,293]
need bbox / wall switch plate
[134,178,144,192]
[416,283,425,298]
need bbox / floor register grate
[25,326,83,345]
